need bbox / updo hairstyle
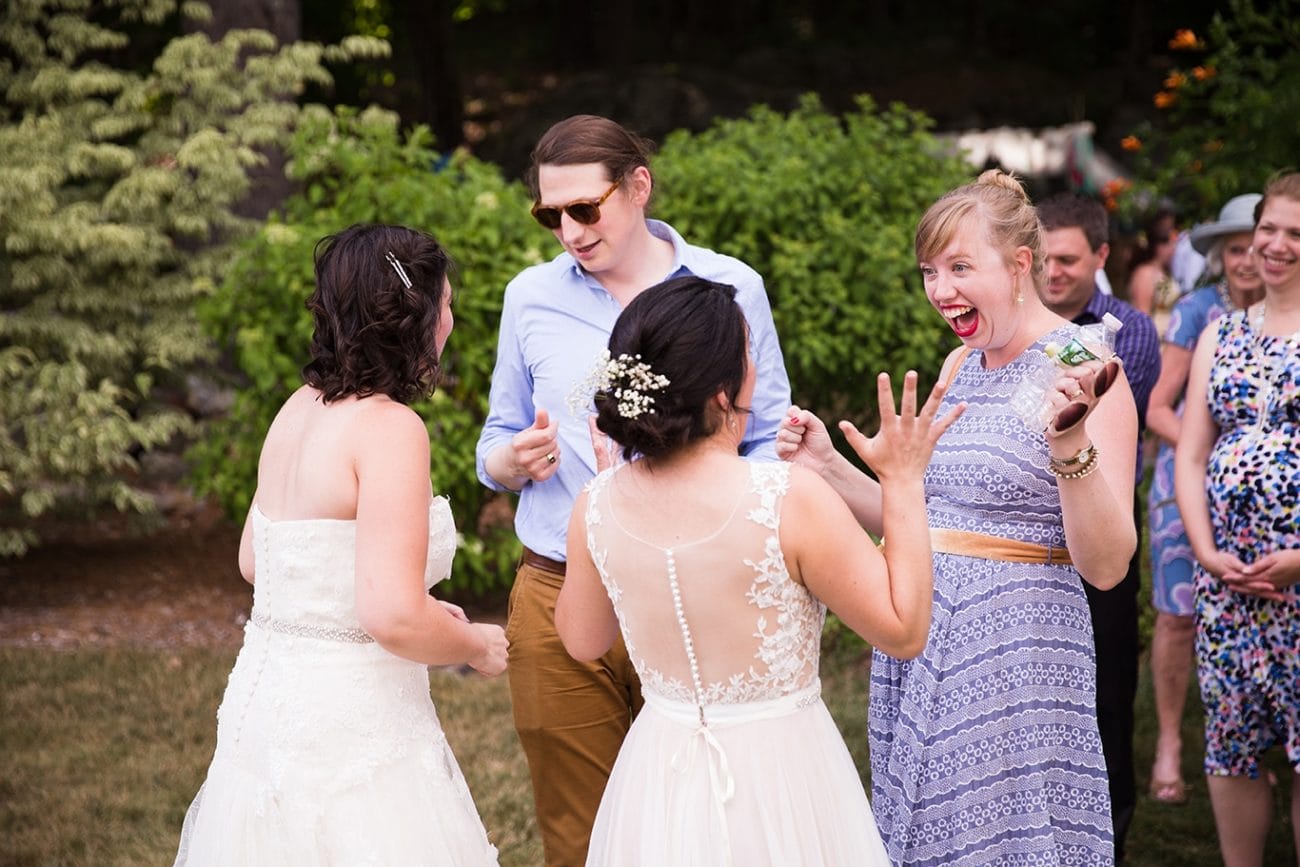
[596,276,749,463]
[915,169,1047,292]
[302,223,452,405]
[527,114,657,203]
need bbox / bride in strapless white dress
[174,225,506,866]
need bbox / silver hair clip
[385,251,412,289]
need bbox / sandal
[1148,777,1188,805]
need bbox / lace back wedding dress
[582,461,890,866]
[174,498,498,866]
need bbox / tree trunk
[201,0,300,43]
[191,0,302,221]
[396,0,464,152]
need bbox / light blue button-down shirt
[475,219,792,561]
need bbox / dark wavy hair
[1128,207,1177,269]
[1037,191,1110,252]
[596,276,749,463]
[302,224,452,404]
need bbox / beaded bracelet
[1047,444,1100,479]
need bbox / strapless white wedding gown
[174,499,498,866]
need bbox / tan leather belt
[521,547,566,576]
[930,527,1073,566]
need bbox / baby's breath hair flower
[566,349,671,419]
[607,353,670,418]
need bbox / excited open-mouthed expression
[920,223,1029,359]
[1042,227,1107,320]
[535,162,647,275]
[1252,196,1300,293]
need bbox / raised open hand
[838,371,964,482]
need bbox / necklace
[1248,302,1300,432]
[1215,280,1232,312]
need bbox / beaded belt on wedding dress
[249,611,374,644]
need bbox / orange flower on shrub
[1101,178,1131,213]
[1204,139,1224,153]
[1102,179,1130,197]
[1169,29,1203,50]
[1193,65,1216,81]
[1164,71,1188,89]
[1190,160,1203,173]
[1121,136,1142,152]
[1154,91,1177,109]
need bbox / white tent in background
[938,121,1125,192]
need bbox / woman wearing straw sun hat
[1144,193,1264,806]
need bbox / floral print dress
[1197,310,1300,777]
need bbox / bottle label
[1044,337,1101,367]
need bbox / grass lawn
[1,644,1295,866]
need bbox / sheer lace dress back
[585,461,824,707]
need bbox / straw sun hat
[1189,193,1262,255]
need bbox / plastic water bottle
[1009,313,1124,431]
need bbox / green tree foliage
[654,95,972,425]
[1122,0,1300,220]
[0,0,387,555]
[189,105,552,593]
[193,96,971,594]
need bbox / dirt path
[0,505,251,650]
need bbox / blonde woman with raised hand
[779,171,1138,866]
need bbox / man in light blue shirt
[476,217,789,559]
[475,115,790,866]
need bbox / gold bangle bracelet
[1049,442,1095,471]
[1047,445,1100,480]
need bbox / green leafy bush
[1121,0,1300,221]
[0,0,387,555]
[654,94,972,425]
[195,96,975,594]
[189,105,553,593]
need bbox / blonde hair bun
[976,169,1030,203]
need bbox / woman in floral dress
[1175,172,1300,866]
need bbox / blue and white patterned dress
[869,332,1114,867]
[1149,284,1231,616]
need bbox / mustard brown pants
[505,561,642,867]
